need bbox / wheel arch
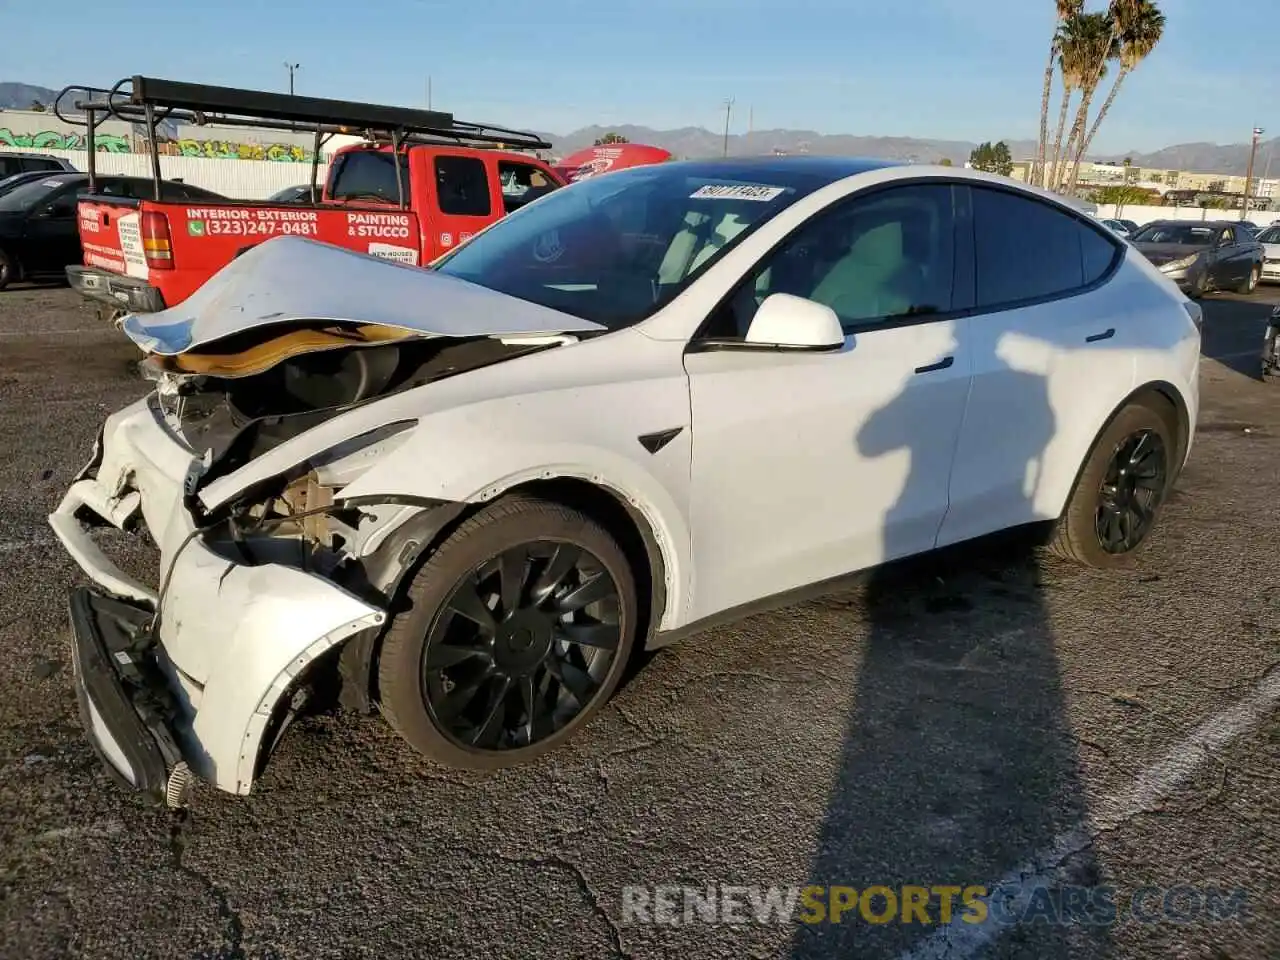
[1052,379,1190,522]
[346,475,676,712]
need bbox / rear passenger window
[972,187,1114,308]
[1081,226,1119,284]
[435,156,491,217]
[329,151,407,204]
[23,157,63,172]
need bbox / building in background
[1009,158,1280,211]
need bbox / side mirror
[744,293,845,350]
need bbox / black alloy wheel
[377,497,638,769]
[423,541,623,751]
[1094,429,1167,555]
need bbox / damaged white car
[51,158,1201,804]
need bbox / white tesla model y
[50,157,1201,802]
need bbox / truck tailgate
[78,198,148,280]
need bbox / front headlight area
[1160,253,1201,273]
[201,420,435,588]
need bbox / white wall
[1,147,329,200]
[1096,203,1279,226]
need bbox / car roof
[650,155,903,189]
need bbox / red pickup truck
[59,77,564,315]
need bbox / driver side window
[704,183,958,339]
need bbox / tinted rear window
[434,155,492,217]
[329,151,407,204]
[972,187,1115,307]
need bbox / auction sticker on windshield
[690,184,786,202]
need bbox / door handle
[914,355,954,374]
[1085,328,1115,343]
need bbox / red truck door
[421,153,504,260]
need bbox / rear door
[426,153,494,257]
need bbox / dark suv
[0,153,77,179]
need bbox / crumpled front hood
[121,235,605,356]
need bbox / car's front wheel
[0,248,14,291]
[1049,398,1178,568]
[377,497,638,770]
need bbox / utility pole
[1242,126,1263,219]
[427,76,433,111]
[284,62,300,96]
[722,97,734,157]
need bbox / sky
[2,0,1274,154]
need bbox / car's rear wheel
[0,248,14,291]
[1237,264,1261,294]
[377,497,638,770]
[1049,398,1178,569]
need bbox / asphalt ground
[0,283,1276,960]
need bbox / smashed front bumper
[48,400,387,798]
[67,587,188,803]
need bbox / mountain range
[4,81,1273,177]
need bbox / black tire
[1188,269,1209,299]
[1049,398,1178,569]
[1237,263,1261,295]
[0,248,13,291]
[377,496,638,770]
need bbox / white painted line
[898,667,1280,960]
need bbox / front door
[684,182,973,622]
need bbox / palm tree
[1048,14,1095,192]
[1034,0,1083,187]
[1069,0,1166,192]
[1057,11,1119,191]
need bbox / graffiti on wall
[0,128,131,152]
[169,139,312,162]
[0,128,313,162]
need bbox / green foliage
[968,141,1013,176]
[594,132,629,145]
[937,157,954,166]
[27,100,46,112]
[1091,185,1159,206]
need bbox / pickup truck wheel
[1049,399,1177,569]
[0,248,14,290]
[377,497,637,770]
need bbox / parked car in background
[50,158,1201,803]
[0,170,61,198]
[1255,224,1280,284]
[1101,218,1138,238]
[0,173,223,291]
[266,184,315,203]
[1129,219,1264,297]
[0,152,76,180]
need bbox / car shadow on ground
[788,318,1139,958]
[1199,294,1275,378]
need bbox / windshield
[433,163,818,329]
[1256,226,1280,244]
[0,176,79,212]
[1131,223,1216,245]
